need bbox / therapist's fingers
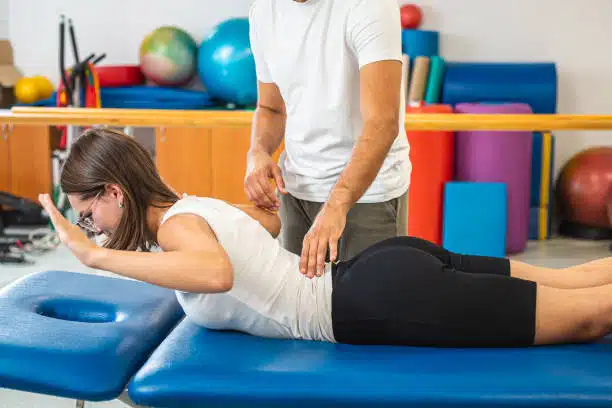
[328,236,339,264]
[271,165,287,195]
[316,236,328,277]
[249,178,276,209]
[255,173,280,209]
[306,233,319,279]
[299,234,311,275]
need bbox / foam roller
[424,56,445,104]
[408,57,430,105]
[401,29,439,59]
[406,104,455,245]
[442,62,557,114]
[454,103,533,254]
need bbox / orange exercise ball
[556,146,612,239]
[400,4,423,29]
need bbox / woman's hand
[38,193,98,266]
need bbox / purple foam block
[454,103,533,253]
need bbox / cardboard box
[0,40,23,109]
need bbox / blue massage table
[2,270,612,407]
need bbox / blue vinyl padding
[5,271,612,407]
[442,182,507,257]
[100,86,215,109]
[128,319,612,407]
[442,62,558,114]
[0,271,184,401]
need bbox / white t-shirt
[161,195,336,342]
[249,0,411,203]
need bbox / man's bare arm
[326,59,403,212]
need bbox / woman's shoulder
[157,195,226,250]
[161,195,279,237]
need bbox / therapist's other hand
[300,203,347,279]
[245,150,287,211]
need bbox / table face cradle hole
[34,298,122,323]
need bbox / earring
[118,202,124,209]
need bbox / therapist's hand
[245,150,287,211]
[300,203,347,279]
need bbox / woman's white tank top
[160,195,335,342]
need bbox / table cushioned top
[129,319,612,408]
[0,271,184,401]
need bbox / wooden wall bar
[6,107,612,131]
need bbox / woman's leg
[510,258,612,289]
[535,283,612,344]
[332,242,612,347]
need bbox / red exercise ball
[400,4,423,29]
[556,146,612,239]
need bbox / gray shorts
[278,191,408,262]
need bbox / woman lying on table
[39,127,612,348]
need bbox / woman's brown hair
[60,127,179,251]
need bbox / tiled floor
[0,243,115,289]
[0,236,610,407]
[510,236,611,267]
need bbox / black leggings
[330,236,537,348]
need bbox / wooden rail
[2,108,254,128]
[3,107,612,131]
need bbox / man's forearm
[249,105,286,156]
[327,119,399,212]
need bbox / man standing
[245,0,411,279]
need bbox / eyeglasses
[75,192,102,233]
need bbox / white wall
[0,0,8,39]
[8,0,612,178]
[402,0,612,178]
[8,0,253,84]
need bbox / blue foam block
[442,62,557,114]
[442,182,507,257]
[129,319,612,407]
[0,271,184,401]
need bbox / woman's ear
[105,184,124,205]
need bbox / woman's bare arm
[90,214,233,293]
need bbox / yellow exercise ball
[14,77,40,104]
[32,76,54,99]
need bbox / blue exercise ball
[198,18,257,106]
